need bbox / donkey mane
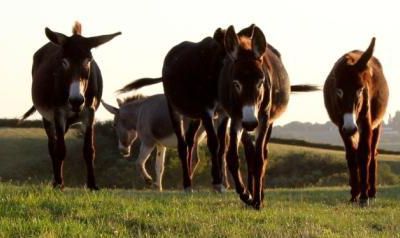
[72,21,82,35]
[120,94,147,105]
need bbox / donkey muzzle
[342,113,358,136]
[68,97,85,112]
[242,105,258,131]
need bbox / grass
[0,183,399,237]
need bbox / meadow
[0,183,399,237]
[0,124,399,237]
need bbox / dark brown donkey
[119,29,227,192]
[218,24,319,209]
[324,38,388,206]
[20,22,120,189]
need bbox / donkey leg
[136,143,155,185]
[167,104,191,191]
[241,131,255,197]
[185,120,201,179]
[368,124,381,199]
[358,123,372,206]
[227,119,252,205]
[201,112,223,192]
[53,112,68,189]
[154,145,166,191]
[252,118,270,210]
[340,131,360,202]
[217,117,230,189]
[82,108,99,190]
[43,118,63,189]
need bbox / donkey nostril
[69,97,84,107]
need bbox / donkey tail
[117,77,162,94]
[18,105,36,124]
[290,84,321,93]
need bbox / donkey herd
[19,22,388,209]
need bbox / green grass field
[0,126,399,237]
[0,183,399,237]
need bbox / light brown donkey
[324,38,389,206]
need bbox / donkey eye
[61,58,70,70]
[233,80,242,93]
[336,88,343,99]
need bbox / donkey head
[335,37,375,136]
[224,24,267,131]
[101,100,138,158]
[46,22,121,112]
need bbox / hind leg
[154,145,166,191]
[43,118,64,189]
[201,112,223,191]
[368,124,381,199]
[340,130,360,202]
[136,143,155,185]
[185,120,201,179]
[167,103,191,190]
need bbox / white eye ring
[61,58,70,70]
[233,80,242,93]
[336,89,343,98]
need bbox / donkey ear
[238,24,255,37]
[45,27,68,46]
[85,32,121,49]
[224,25,239,60]
[116,98,123,107]
[213,27,226,47]
[355,37,375,71]
[101,100,119,114]
[251,26,267,59]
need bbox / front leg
[227,119,252,205]
[82,107,98,190]
[358,120,372,206]
[53,110,67,189]
[252,115,269,210]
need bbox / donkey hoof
[184,187,194,193]
[152,183,162,192]
[52,181,64,191]
[144,177,153,186]
[349,197,358,203]
[252,201,263,210]
[213,184,226,193]
[359,198,369,207]
[88,185,100,191]
[240,193,253,206]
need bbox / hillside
[0,126,399,189]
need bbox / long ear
[251,26,267,58]
[213,27,225,47]
[355,37,375,71]
[224,25,239,60]
[45,27,68,46]
[238,24,255,37]
[85,32,121,49]
[101,100,119,114]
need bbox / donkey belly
[157,134,178,148]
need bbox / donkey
[101,93,229,191]
[218,24,320,209]
[324,38,388,206]
[118,30,227,192]
[20,22,120,190]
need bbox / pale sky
[1,0,399,125]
